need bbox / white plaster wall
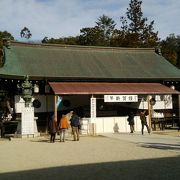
[82,116,147,134]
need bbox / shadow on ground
[139,142,180,151]
[0,156,180,180]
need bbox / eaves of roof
[49,82,180,95]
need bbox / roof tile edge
[9,40,155,52]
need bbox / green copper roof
[0,41,180,81]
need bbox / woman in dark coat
[127,111,135,133]
[48,115,58,143]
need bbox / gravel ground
[0,133,180,180]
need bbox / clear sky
[0,0,179,41]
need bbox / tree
[0,31,14,41]
[59,36,79,45]
[42,15,116,46]
[20,27,32,39]
[79,15,116,46]
[177,40,180,68]
[120,0,159,47]
[41,36,79,45]
[41,37,49,43]
[0,31,14,49]
[79,27,104,46]
[41,1,159,48]
[96,14,116,45]
[0,30,14,66]
[160,34,180,67]
[110,29,127,47]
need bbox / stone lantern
[18,75,33,107]
[16,75,40,137]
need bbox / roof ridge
[9,40,155,51]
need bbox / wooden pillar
[54,95,57,121]
[178,95,180,130]
[45,94,49,133]
[148,95,152,130]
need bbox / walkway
[0,131,180,180]
[101,131,180,153]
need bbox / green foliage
[43,14,116,47]
[0,31,14,41]
[41,36,79,45]
[110,29,126,47]
[41,37,49,43]
[20,27,32,39]
[41,0,159,49]
[0,31,14,48]
[78,0,159,48]
[96,14,116,45]
[79,15,116,46]
[160,34,180,68]
[119,0,159,47]
[79,27,104,46]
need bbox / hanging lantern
[34,84,39,93]
[170,85,175,90]
[150,98,156,106]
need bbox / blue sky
[0,0,180,41]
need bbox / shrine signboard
[104,95,138,102]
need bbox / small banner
[90,97,96,118]
[104,95,138,102]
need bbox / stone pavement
[0,131,180,180]
[101,131,180,153]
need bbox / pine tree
[121,0,159,47]
[96,14,116,45]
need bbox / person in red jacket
[59,114,68,142]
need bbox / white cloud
[0,0,179,41]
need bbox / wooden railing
[151,116,180,131]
